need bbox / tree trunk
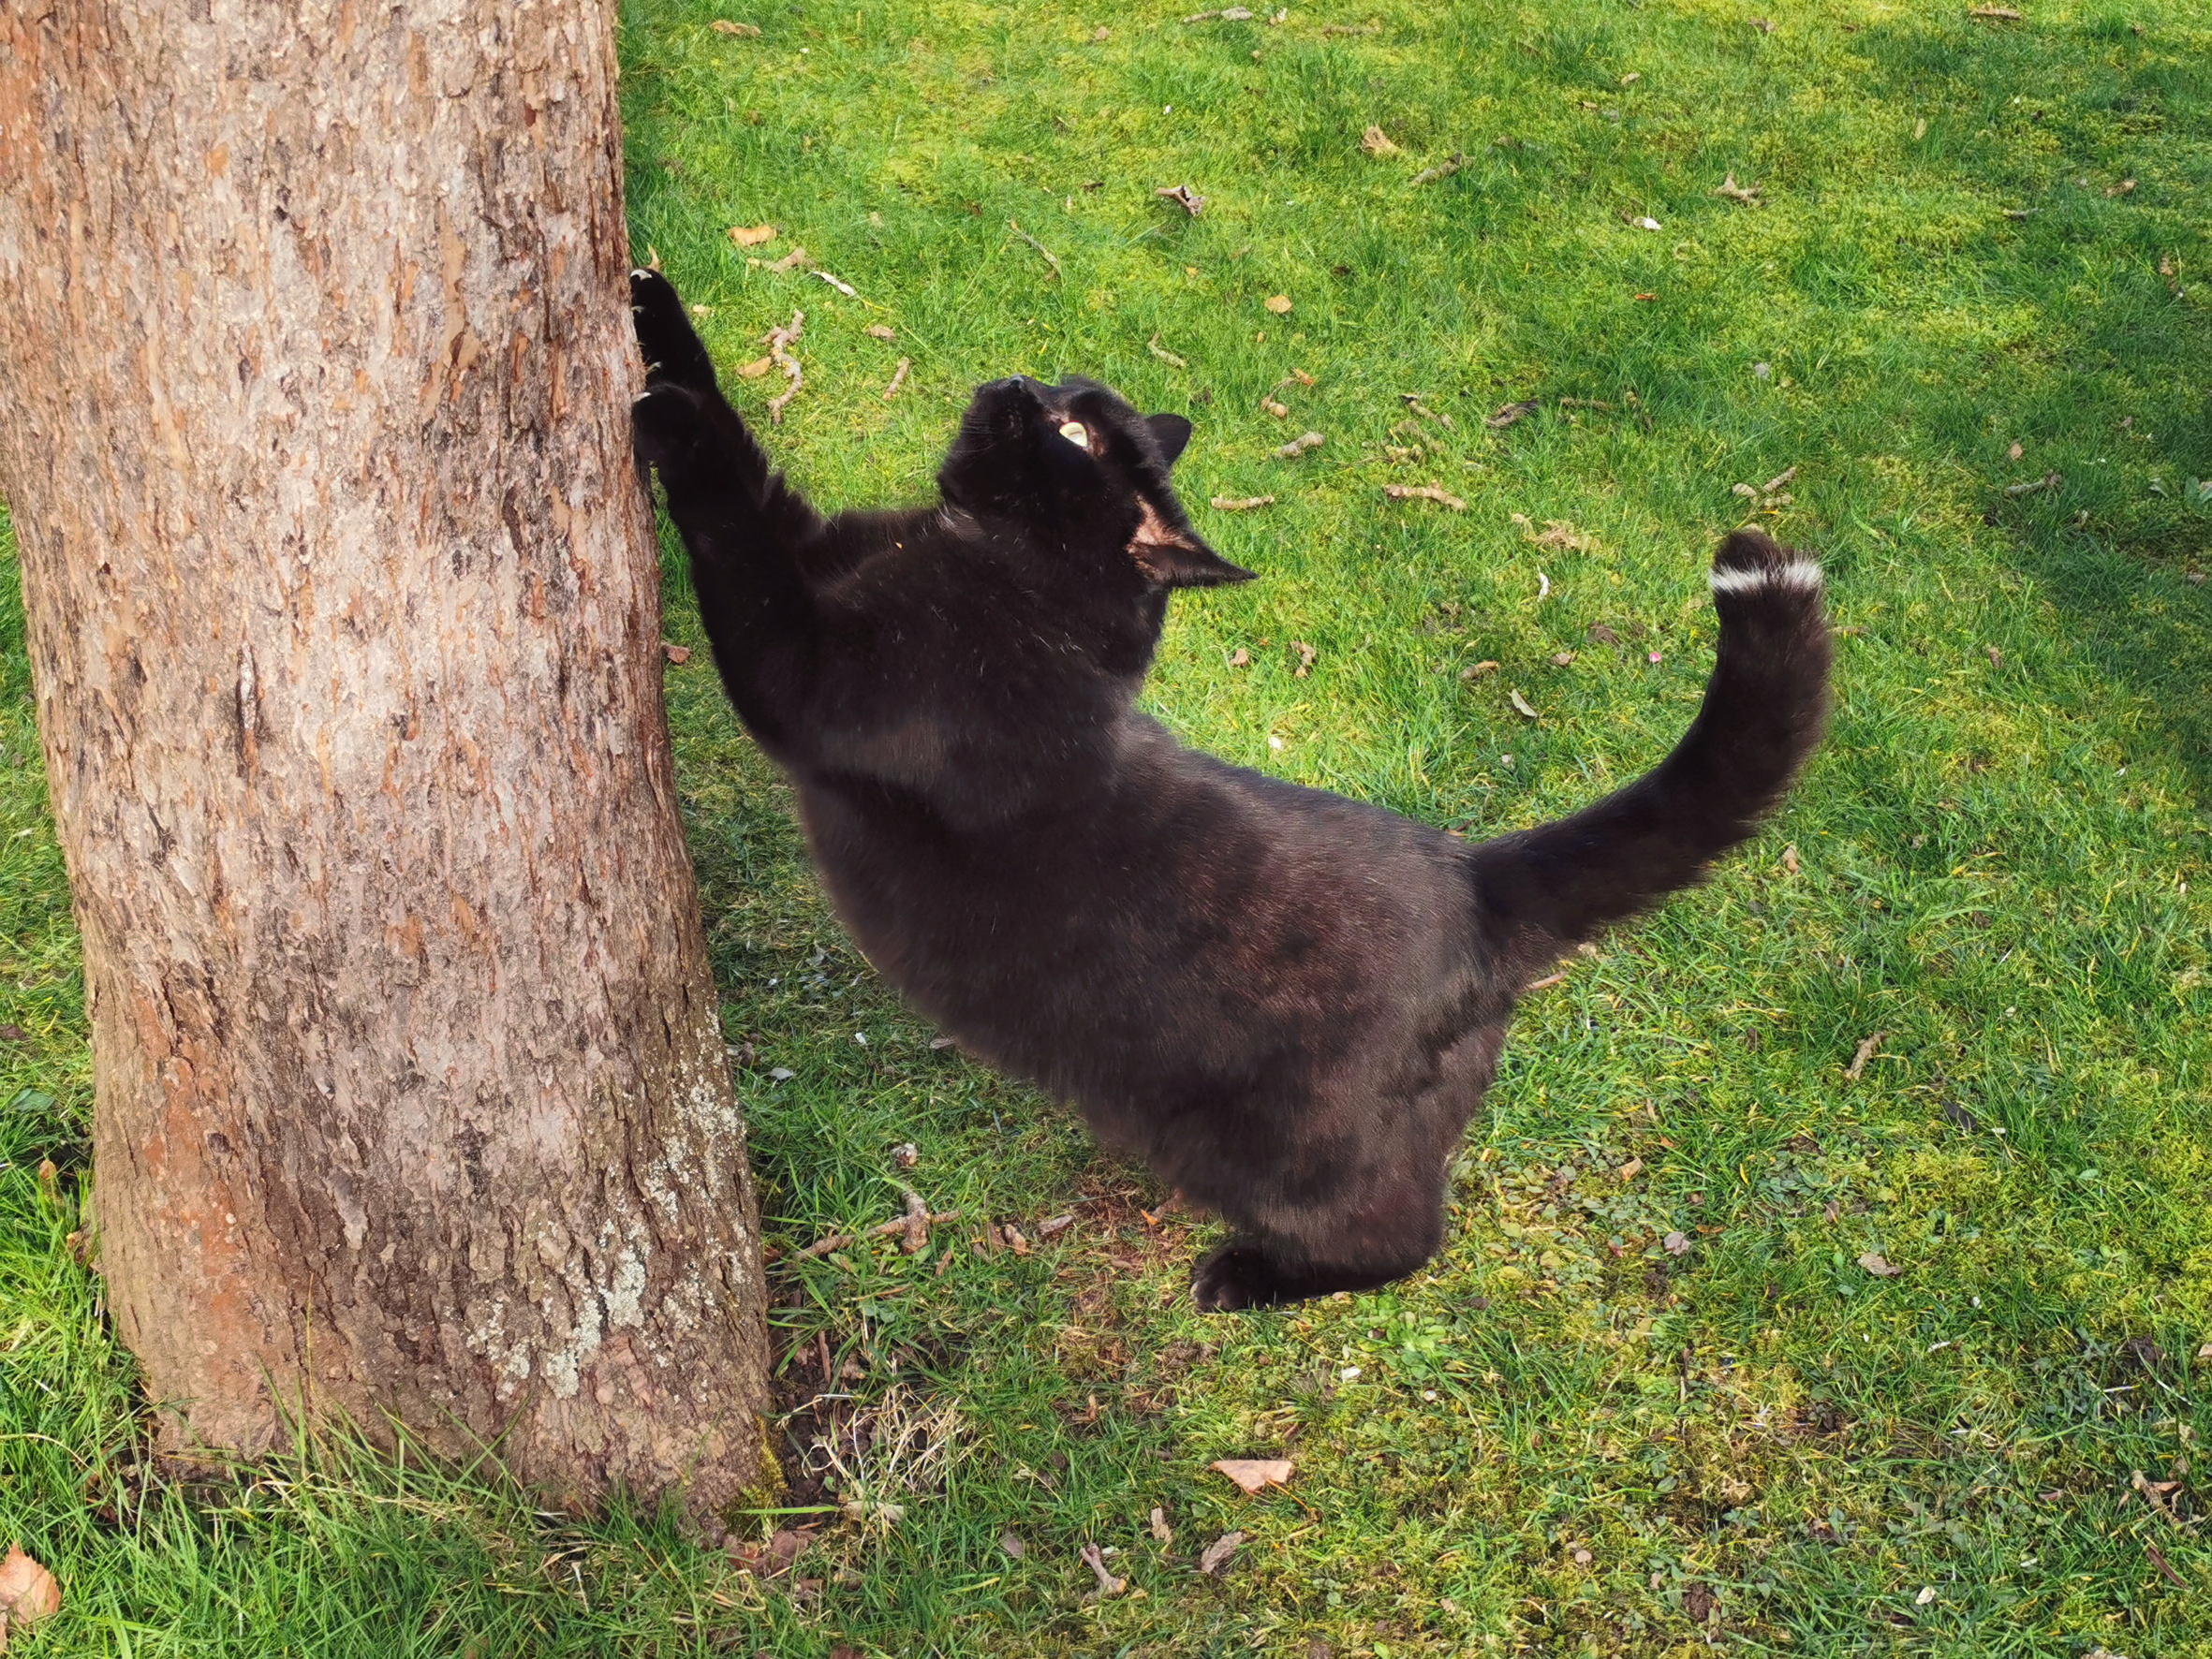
[0,1,773,1518]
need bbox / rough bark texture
[0,0,773,1517]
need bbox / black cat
[627,268,1831,1311]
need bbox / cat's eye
[1056,420,1091,451]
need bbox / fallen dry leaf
[2105,178,2137,198]
[710,18,762,36]
[1197,1532,1246,1575]
[0,1545,59,1640]
[1749,15,1775,30]
[1713,172,1761,205]
[1264,294,1293,315]
[1524,520,1594,552]
[1509,688,1539,719]
[1846,1031,1885,1080]
[892,1141,919,1168]
[1859,1251,1901,1276]
[1150,1506,1173,1545]
[1290,640,1318,677]
[1618,1157,1644,1179]
[998,1531,1025,1560]
[1275,430,1325,459]
[1227,648,1250,668]
[1984,643,2002,667]
[1156,184,1207,216]
[1210,495,1276,511]
[866,323,897,342]
[1211,1457,1294,1494]
[2145,1540,2189,1591]
[2007,440,2023,461]
[1362,125,1401,156]
[1551,652,1574,667]
[1384,483,1466,510]
[1587,623,1618,645]
[1262,397,1290,418]
[726,1526,811,1578]
[727,223,777,248]
[735,354,775,379]
[1486,399,1538,429]
[660,640,692,664]
[1780,844,1800,875]
[1663,1231,1691,1255]
[768,244,811,272]
[1460,659,1499,680]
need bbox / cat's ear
[1144,413,1194,469]
[1130,520,1256,588]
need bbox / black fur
[628,270,1831,1311]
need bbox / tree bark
[0,1,773,1518]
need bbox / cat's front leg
[1190,1204,1444,1312]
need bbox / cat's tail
[1467,528,1831,969]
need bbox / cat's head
[938,375,1254,590]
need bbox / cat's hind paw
[628,268,717,393]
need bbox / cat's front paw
[1191,1242,1285,1313]
[630,382,706,473]
[628,268,717,393]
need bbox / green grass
[6,0,2212,1652]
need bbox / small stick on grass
[1147,333,1188,368]
[1845,1031,1885,1081]
[881,357,909,401]
[1385,483,1466,509]
[1210,494,1276,510]
[2003,471,2061,497]
[1006,219,1062,280]
[1409,153,1465,186]
[765,310,804,424]
[795,1205,965,1259]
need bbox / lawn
[5,0,2211,1652]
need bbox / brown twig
[764,310,804,424]
[1385,483,1467,510]
[1210,494,1276,510]
[881,357,909,401]
[1409,153,1465,187]
[1845,1032,1885,1081]
[2002,470,2061,497]
[1006,220,1062,279]
[794,1205,965,1260]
